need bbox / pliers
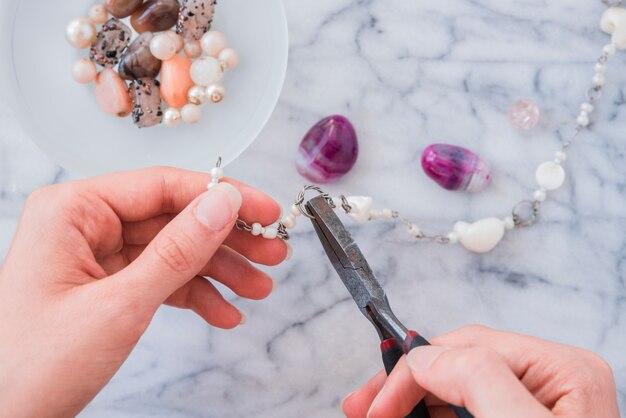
[305,195,474,418]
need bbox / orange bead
[95,68,132,117]
[160,54,194,108]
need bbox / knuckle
[153,231,197,273]
[452,347,502,381]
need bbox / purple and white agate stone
[296,115,358,183]
[421,144,492,192]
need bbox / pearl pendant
[601,7,626,49]
[454,218,506,253]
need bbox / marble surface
[1,0,626,416]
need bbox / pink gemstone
[509,99,540,131]
[296,115,358,183]
[421,144,492,192]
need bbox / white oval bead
[150,33,178,61]
[346,196,374,224]
[201,31,228,56]
[218,48,239,68]
[184,40,202,58]
[207,179,219,190]
[600,7,626,49]
[577,114,590,127]
[165,30,184,52]
[72,59,98,84]
[210,166,224,179]
[581,103,594,113]
[65,17,97,49]
[380,209,394,220]
[603,43,617,56]
[290,204,302,217]
[555,151,567,162]
[263,227,278,239]
[181,104,202,124]
[408,225,421,238]
[533,189,547,202]
[447,232,459,244]
[163,108,182,128]
[281,215,296,229]
[190,57,223,87]
[592,73,606,87]
[536,161,565,191]
[251,223,263,236]
[595,63,607,73]
[188,85,206,105]
[206,83,226,103]
[88,5,109,24]
[454,218,506,253]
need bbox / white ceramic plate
[0,0,288,176]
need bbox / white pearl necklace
[210,0,625,254]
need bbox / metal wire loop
[339,195,353,213]
[586,86,604,103]
[215,157,222,168]
[512,200,541,227]
[295,185,333,219]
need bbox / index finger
[81,166,282,224]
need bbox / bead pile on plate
[65,0,238,128]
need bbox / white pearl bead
[201,31,228,57]
[88,5,108,24]
[72,59,97,84]
[163,108,182,128]
[595,63,607,73]
[65,17,96,49]
[577,114,590,127]
[290,205,302,217]
[184,40,203,58]
[187,85,206,105]
[165,30,184,52]
[251,223,263,236]
[503,217,515,230]
[447,232,459,244]
[603,43,617,56]
[281,215,296,229]
[555,151,567,162]
[150,33,178,61]
[205,83,226,103]
[407,225,421,238]
[211,167,224,180]
[536,161,565,191]
[580,102,594,113]
[190,57,223,87]
[534,189,547,202]
[380,209,393,220]
[207,179,219,190]
[181,104,202,124]
[592,73,606,87]
[218,48,239,69]
[263,227,278,239]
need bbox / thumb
[406,346,552,418]
[113,182,242,304]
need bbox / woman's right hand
[343,325,620,418]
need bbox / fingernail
[366,385,385,418]
[285,242,293,261]
[340,391,355,412]
[407,346,447,372]
[239,313,247,325]
[195,183,242,231]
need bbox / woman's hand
[343,325,619,418]
[0,167,288,418]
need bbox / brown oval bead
[131,0,181,34]
[118,32,162,80]
[104,0,144,18]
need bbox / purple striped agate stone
[421,144,492,192]
[296,115,358,183]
